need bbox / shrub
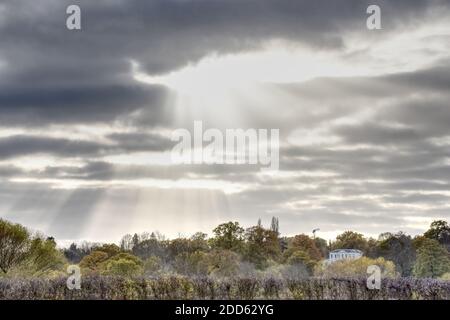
[315,257,397,278]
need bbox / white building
[327,249,363,263]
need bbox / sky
[1,0,450,244]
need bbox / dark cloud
[0,135,104,158]
[0,0,447,127]
[0,131,176,158]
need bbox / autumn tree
[291,234,322,261]
[314,237,328,259]
[79,251,109,272]
[332,231,368,252]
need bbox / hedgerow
[0,276,448,300]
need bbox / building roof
[329,249,363,254]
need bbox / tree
[103,253,144,278]
[413,238,450,278]
[63,242,93,263]
[168,238,193,259]
[143,256,163,276]
[412,235,428,249]
[211,222,244,251]
[286,250,317,274]
[132,238,167,261]
[96,243,121,257]
[120,234,133,251]
[174,251,209,276]
[207,250,240,278]
[290,234,322,261]
[332,231,368,252]
[190,232,209,252]
[314,237,328,259]
[377,232,416,277]
[132,233,140,249]
[365,237,379,258]
[0,219,30,274]
[244,225,280,269]
[270,217,279,235]
[15,237,66,276]
[79,250,109,272]
[424,220,450,251]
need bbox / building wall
[328,251,362,262]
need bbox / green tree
[413,238,450,278]
[364,237,379,258]
[133,238,167,260]
[190,232,209,252]
[14,237,66,276]
[412,235,428,249]
[424,220,450,251]
[103,253,144,278]
[286,250,317,273]
[377,232,416,277]
[211,222,244,251]
[143,255,163,276]
[0,219,30,274]
[96,243,122,257]
[244,225,280,269]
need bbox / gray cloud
[1,0,447,127]
[0,0,450,242]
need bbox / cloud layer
[1,0,450,242]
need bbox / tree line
[1,217,450,280]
